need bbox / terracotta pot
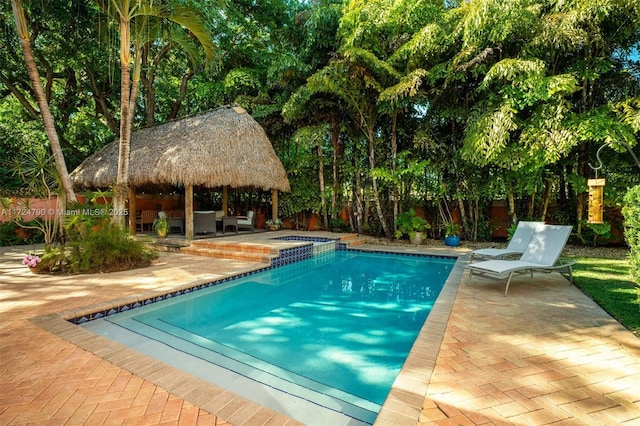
[410,232,424,245]
[29,264,48,274]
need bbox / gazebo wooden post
[185,184,194,240]
[128,185,136,235]
[272,189,278,220]
[222,186,229,215]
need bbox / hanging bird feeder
[587,145,606,224]
[587,178,605,224]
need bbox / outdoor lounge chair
[465,224,575,296]
[470,221,544,261]
[237,210,255,232]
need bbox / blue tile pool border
[67,238,456,325]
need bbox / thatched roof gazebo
[71,106,290,239]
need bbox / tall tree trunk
[527,190,535,219]
[507,181,517,224]
[390,112,399,228]
[354,168,364,233]
[330,113,340,220]
[540,178,553,222]
[455,182,469,237]
[368,128,391,238]
[11,0,76,204]
[317,137,328,229]
[168,69,195,121]
[113,13,133,227]
[0,73,39,118]
[87,68,119,134]
[576,144,587,237]
[141,46,155,125]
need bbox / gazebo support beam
[222,186,228,215]
[186,184,194,240]
[128,185,136,235]
[272,189,278,220]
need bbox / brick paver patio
[1,235,638,425]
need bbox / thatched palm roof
[71,106,290,192]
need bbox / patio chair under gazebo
[71,106,290,239]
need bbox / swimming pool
[83,249,454,424]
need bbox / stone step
[337,233,360,241]
[189,240,278,255]
[181,246,276,263]
[184,234,363,262]
[340,234,367,247]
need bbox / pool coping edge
[30,246,467,425]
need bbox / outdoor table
[222,216,238,234]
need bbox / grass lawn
[572,257,639,337]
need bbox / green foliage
[613,97,640,133]
[583,222,613,247]
[40,223,157,274]
[622,185,640,283]
[0,220,45,246]
[7,146,63,245]
[223,68,262,96]
[329,217,349,232]
[462,103,518,167]
[64,198,112,241]
[278,173,320,218]
[573,107,638,152]
[395,208,431,239]
[152,215,169,236]
[443,221,461,237]
[0,0,114,172]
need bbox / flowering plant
[22,254,41,268]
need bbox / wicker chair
[136,210,156,232]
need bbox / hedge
[622,184,640,284]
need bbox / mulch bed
[363,236,630,260]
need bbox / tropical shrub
[0,219,45,246]
[329,217,349,232]
[622,185,640,284]
[38,223,157,274]
[583,222,613,247]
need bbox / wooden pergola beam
[185,184,194,240]
[272,189,278,220]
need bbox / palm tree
[10,0,77,204]
[93,0,217,226]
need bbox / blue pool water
[83,250,454,424]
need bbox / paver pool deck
[1,231,638,425]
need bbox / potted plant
[265,218,282,231]
[443,221,461,247]
[153,215,169,237]
[395,209,431,245]
[22,253,45,274]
